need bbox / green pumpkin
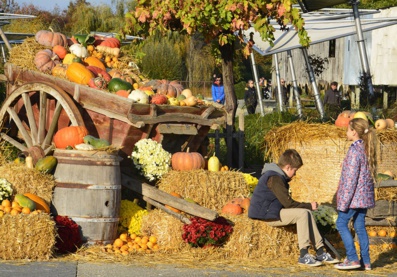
[35,156,57,173]
[108,78,133,93]
[14,194,36,211]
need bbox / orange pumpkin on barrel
[53,126,89,149]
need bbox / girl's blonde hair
[349,118,377,178]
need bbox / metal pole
[351,0,374,97]
[274,54,284,112]
[250,52,264,116]
[287,50,303,118]
[301,47,325,119]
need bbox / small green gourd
[83,135,110,149]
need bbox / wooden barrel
[51,149,122,245]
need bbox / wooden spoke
[6,107,33,148]
[0,133,28,151]
[22,92,38,145]
[38,90,47,145]
[42,101,62,149]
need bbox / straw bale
[157,169,250,211]
[8,37,44,71]
[264,122,397,206]
[0,213,56,260]
[0,163,55,203]
[140,209,186,251]
[222,215,299,260]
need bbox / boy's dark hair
[331,81,338,86]
[278,149,303,168]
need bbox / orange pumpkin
[35,30,68,47]
[53,126,89,149]
[165,192,182,213]
[99,37,121,48]
[84,56,106,71]
[240,198,251,211]
[34,49,60,72]
[116,90,130,98]
[23,193,50,213]
[171,148,205,171]
[221,203,243,215]
[66,62,95,85]
[335,111,355,127]
[53,45,68,59]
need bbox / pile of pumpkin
[335,110,395,130]
[0,193,50,217]
[33,30,208,107]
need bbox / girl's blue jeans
[336,208,370,265]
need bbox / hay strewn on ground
[157,169,250,211]
[0,213,56,260]
[0,163,55,203]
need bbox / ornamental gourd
[34,49,60,72]
[335,110,355,127]
[23,193,50,213]
[35,156,57,173]
[207,153,220,172]
[52,45,68,59]
[99,37,121,48]
[53,126,89,149]
[66,62,94,85]
[150,94,168,105]
[84,56,106,71]
[35,30,68,47]
[171,148,205,171]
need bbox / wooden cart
[0,63,226,166]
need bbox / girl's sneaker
[334,259,361,270]
[359,260,372,271]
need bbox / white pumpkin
[128,89,150,104]
[69,44,88,58]
[181,89,193,98]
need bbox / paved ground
[1,260,397,277]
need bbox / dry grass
[8,37,43,71]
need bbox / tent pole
[274,54,284,112]
[250,51,265,116]
[287,50,303,118]
[301,47,325,119]
[351,0,374,97]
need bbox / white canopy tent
[239,9,397,117]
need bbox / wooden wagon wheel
[0,82,84,159]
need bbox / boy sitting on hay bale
[248,149,339,267]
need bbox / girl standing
[334,118,376,271]
[244,80,257,114]
[211,76,225,105]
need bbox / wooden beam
[366,217,396,226]
[143,196,191,224]
[121,173,218,221]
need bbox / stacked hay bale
[140,169,299,260]
[264,122,397,206]
[0,162,56,260]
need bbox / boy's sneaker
[334,259,361,270]
[316,252,340,264]
[298,253,323,267]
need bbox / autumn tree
[123,0,309,122]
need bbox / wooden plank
[367,200,397,218]
[378,179,397,188]
[143,196,191,224]
[369,237,397,245]
[366,217,397,226]
[120,173,218,221]
[157,124,198,135]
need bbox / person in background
[323,81,341,119]
[274,78,289,106]
[259,77,271,99]
[248,149,339,267]
[334,118,376,271]
[211,75,225,105]
[244,80,257,114]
